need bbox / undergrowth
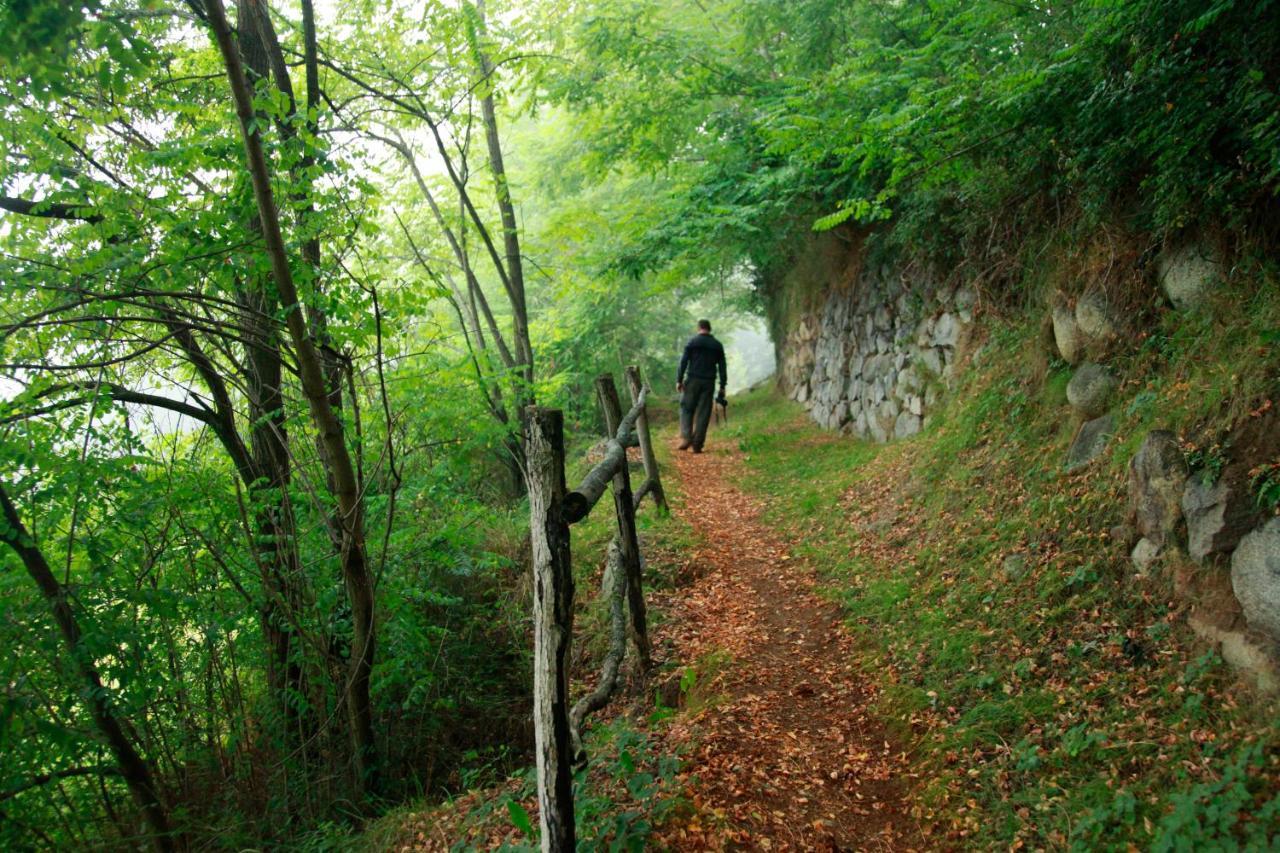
[344,402,699,850]
[721,275,1280,849]
[461,720,683,853]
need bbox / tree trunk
[624,365,668,513]
[233,0,316,746]
[204,0,379,797]
[525,407,576,852]
[244,306,313,741]
[595,375,652,670]
[391,135,517,372]
[244,0,351,642]
[0,486,177,852]
[470,0,533,403]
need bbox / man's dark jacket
[678,333,727,390]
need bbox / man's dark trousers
[680,377,716,451]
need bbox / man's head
[697,319,712,334]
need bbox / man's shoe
[691,447,703,454]
[678,439,691,450]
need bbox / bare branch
[568,536,627,763]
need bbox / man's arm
[717,344,727,392]
[677,342,690,388]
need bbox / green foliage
[1250,460,1280,512]
[1187,442,1231,485]
[0,1,535,846]
[538,0,1280,284]
[506,798,536,838]
[4,0,1279,848]
[571,723,682,851]
[433,721,680,852]
[1148,741,1280,852]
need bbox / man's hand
[676,382,684,393]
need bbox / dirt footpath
[654,440,919,851]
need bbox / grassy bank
[718,304,1279,848]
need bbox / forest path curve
[654,437,918,851]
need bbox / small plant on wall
[1250,458,1280,514]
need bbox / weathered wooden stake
[595,374,652,670]
[525,407,576,852]
[624,365,668,513]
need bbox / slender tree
[0,485,178,852]
[201,0,380,795]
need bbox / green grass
[717,284,1280,849]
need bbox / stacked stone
[1124,429,1279,693]
[781,264,973,443]
[777,316,818,402]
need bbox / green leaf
[507,798,535,838]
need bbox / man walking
[677,319,727,453]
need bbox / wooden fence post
[525,407,576,852]
[595,375,652,671]
[624,365,668,513]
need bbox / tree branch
[568,536,627,764]
[0,766,122,804]
[563,387,647,523]
[0,382,217,428]
[0,196,102,223]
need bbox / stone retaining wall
[775,257,974,441]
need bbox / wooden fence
[525,367,667,851]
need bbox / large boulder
[1127,430,1188,549]
[916,347,945,377]
[1231,518,1280,639]
[1156,243,1223,311]
[896,364,923,395]
[867,410,889,443]
[1075,292,1117,342]
[1183,470,1261,562]
[1066,363,1118,419]
[1051,302,1082,364]
[852,410,870,438]
[1066,413,1115,472]
[864,352,893,381]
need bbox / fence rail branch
[595,374,652,671]
[568,536,627,763]
[562,386,647,524]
